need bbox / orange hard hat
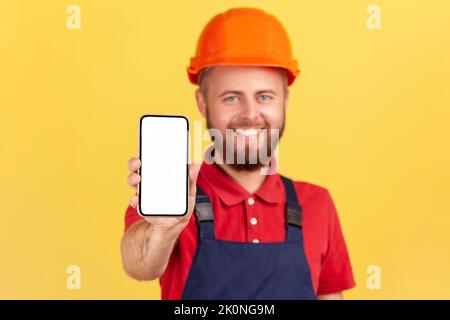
[187,8,300,86]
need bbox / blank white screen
[139,116,188,215]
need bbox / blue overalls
[181,176,317,300]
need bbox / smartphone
[138,115,189,216]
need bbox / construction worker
[121,7,355,300]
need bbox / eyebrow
[218,89,278,97]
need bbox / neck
[213,151,270,194]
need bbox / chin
[228,162,268,172]
[227,146,272,172]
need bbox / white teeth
[234,128,259,136]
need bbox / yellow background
[1,0,449,299]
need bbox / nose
[239,99,259,121]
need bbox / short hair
[198,67,214,96]
[198,66,288,97]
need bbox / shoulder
[281,176,337,216]
[286,177,332,204]
[288,179,341,228]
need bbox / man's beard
[206,110,285,172]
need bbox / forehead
[205,66,286,92]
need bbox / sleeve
[317,190,356,295]
[124,204,145,232]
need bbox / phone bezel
[137,114,189,217]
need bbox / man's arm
[121,158,200,281]
[316,190,356,297]
[120,219,179,281]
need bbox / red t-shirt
[124,161,356,299]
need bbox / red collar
[199,161,285,206]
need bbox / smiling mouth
[234,128,259,136]
[230,128,267,137]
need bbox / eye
[257,94,274,103]
[223,95,239,104]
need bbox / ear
[195,88,207,118]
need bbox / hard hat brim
[187,56,300,86]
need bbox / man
[121,7,355,300]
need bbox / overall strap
[194,178,303,242]
[280,175,303,241]
[194,185,215,239]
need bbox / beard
[206,110,285,172]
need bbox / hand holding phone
[126,115,200,231]
[127,158,200,232]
